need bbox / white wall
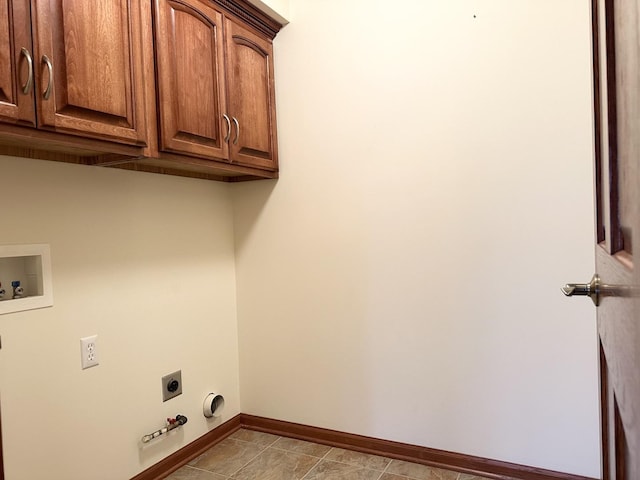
[0,156,240,480]
[233,0,600,477]
[247,0,289,24]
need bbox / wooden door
[591,0,640,478]
[31,0,147,145]
[153,0,228,160]
[225,18,278,171]
[0,0,35,126]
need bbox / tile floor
[164,429,492,480]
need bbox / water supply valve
[0,282,5,300]
[141,415,188,443]
[11,280,24,299]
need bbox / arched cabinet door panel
[225,18,278,171]
[154,0,228,159]
[0,0,36,126]
[32,0,147,145]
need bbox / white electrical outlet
[80,335,99,369]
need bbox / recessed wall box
[0,244,53,315]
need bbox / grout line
[266,437,334,460]
[226,436,283,477]
[265,436,282,448]
[378,460,464,480]
[375,457,393,480]
[181,465,231,478]
[190,431,284,479]
[269,445,331,458]
[318,448,391,472]
[378,459,393,480]
[299,446,333,480]
[234,429,282,448]
[299,446,393,480]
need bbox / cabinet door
[0,0,35,126]
[32,0,147,145]
[225,18,278,170]
[154,0,228,160]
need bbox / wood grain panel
[33,0,147,145]
[0,123,147,161]
[231,38,269,154]
[0,0,36,125]
[0,0,13,104]
[154,0,228,159]
[592,2,640,472]
[595,0,622,254]
[61,0,128,119]
[592,0,640,472]
[225,17,277,170]
[591,0,605,244]
[596,244,640,478]
[121,153,278,179]
[175,10,216,141]
[613,0,640,256]
[600,341,612,480]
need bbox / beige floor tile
[303,460,383,480]
[164,466,229,479]
[231,447,320,480]
[189,438,264,476]
[228,429,280,448]
[272,437,332,457]
[180,432,492,480]
[385,460,458,480]
[325,447,391,471]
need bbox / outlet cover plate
[80,335,99,369]
[162,370,182,402]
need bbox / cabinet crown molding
[213,0,284,39]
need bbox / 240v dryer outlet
[162,370,182,401]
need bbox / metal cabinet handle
[223,114,231,143]
[42,55,53,100]
[562,274,601,306]
[20,47,34,95]
[232,116,240,145]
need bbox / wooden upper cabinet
[31,0,147,145]
[225,18,278,170]
[0,0,36,126]
[0,0,282,181]
[153,0,228,159]
[153,0,278,172]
